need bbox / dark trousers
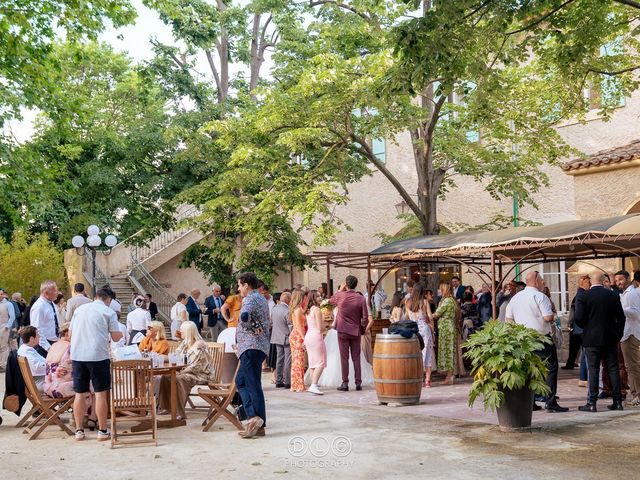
[236,349,267,426]
[602,343,628,394]
[337,332,361,385]
[565,334,583,368]
[275,344,291,385]
[534,337,559,404]
[584,345,621,404]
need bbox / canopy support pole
[367,256,372,310]
[491,251,497,320]
[326,256,332,296]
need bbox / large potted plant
[464,321,551,431]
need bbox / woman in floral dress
[432,282,459,385]
[288,290,307,392]
[158,321,216,419]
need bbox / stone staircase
[108,273,139,318]
[93,205,203,325]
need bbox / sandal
[423,380,431,388]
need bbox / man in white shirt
[506,270,568,413]
[70,287,123,441]
[16,326,47,392]
[0,292,15,370]
[29,280,60,356]
[65,283,92,323]
[258,281,276,315]
[109,289,122,316]
[621,270,640,407]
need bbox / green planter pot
[496,387,534,432]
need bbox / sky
[7,0,216,143]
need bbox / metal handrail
[125,205,200,263]
[128,252,176,325]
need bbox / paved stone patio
[2,369,640,479]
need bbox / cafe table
[131,362,185,432]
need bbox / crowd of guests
[3,273,273,440]
[6,264,638,442]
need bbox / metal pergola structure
[308,215,640,319]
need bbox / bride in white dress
[304,306,374,388]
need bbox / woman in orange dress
[138,321,170,355]
[289,290,307,392]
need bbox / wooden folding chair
[198,361,243,432]
[187,342,225,410]
[17,356,74,440]
[110,360,157,448]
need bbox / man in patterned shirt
[235,272,270,438]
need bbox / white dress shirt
[110,322,130,352]
[17,343,47,391]
[621,284,640,342]
[170,302,187,340]
[505,286,553,335]
[70,300,121,362]
[110,299,122,314]
[126,308,152,332]
[29,296,59,351]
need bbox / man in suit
[65,283,92,323]
[575,271,626,412]
[186,288,203,332]
[451,276,465,302]
[145,294,159,320]
[204,284,226,341]
[271,291,292,388]
[329,275,371,391]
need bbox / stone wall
[277,90,640,294]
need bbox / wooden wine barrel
[373,334,423,405]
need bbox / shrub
[464,320,551,411]
[0,230,67,298]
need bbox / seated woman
[17,326,47,392]
[44,322,96,427]
[138,321,170,355]
[158,321,216,419]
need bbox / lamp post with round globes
[71,225,118,297]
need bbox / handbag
[550,318,564,350]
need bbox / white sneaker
[97,429,111,442]
[624,396,640,407]
[308,385,323,395]
[75,430,85,441]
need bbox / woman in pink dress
[303,290,327,395]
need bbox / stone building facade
[276,88,640,314]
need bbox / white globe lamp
[104,235,118,248]
[87,224,100,236]
[87,235,102,247]
[71,235,85,248]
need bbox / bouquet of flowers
[320,299,334,314]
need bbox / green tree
[0,230,66,298]
[0,0,135,125]
[210,0,640,246]
[140,0,312,283]
[4,41,205,245]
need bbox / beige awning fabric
[370,214,640,264]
